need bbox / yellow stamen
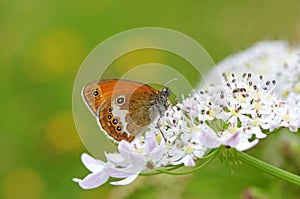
[294,83,300,94]
[254,92,262,98]
[136,148,144,154]
[253,102,262,110]
[282,114,291,122]
[251,118,261,126]
[156,134,162,143]
[230,108,238,116]
[185,145,194,154]
[229,126,238,133]
[236,95,246,103]
[282,90,289,98]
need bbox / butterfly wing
[97,97,136,143]
[82,79,159,142]
[82,79,157,116]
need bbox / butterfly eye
[116,125,122,132]
[112,118,118,125]
[93,90,99,96]
[106,114,112,121]
[116,96,125,105]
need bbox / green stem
[141,149,219,176]
[141,165,182,176]
[155,153,216,175]
[237,151,300,186]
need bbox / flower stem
[237,151,300,186]
[155,153,216,175]
[141,149,220,176]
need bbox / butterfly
[82,79,171,143]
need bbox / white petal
[252,126,267,138]
[104,166,143,178]
[105,152,127,166]
[288,124,298,132]
[72,178,81,183]
[198,129,221,149]
[148,143,165,163]
[183,155,196,166]
[173,155,195,167]
[110,173,139,186]
[223,133,240,147]
[228,116,238,125]
[144,137,157,153]
[235,139,259,151]
[193,149,205,158]
[181,133,191,142]
[239,115,251,124]
[216,111,231,121]
[118,141,146,166]
[77,171,109,189]
[81,153,105,172]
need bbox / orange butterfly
[82,79,171,143]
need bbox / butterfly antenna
[163,77,178,87]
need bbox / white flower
[203,41,300,98]
[278,94,300,132]
[198,124,258,151]
[72,153,109,189]
[74,136,167,188]
[74,41,300,189]
[107,140,146,185]
[169,127,206,166]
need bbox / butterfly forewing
[82,79,157,116]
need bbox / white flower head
[74,41,300,189]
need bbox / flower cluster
[73,135,166,188]
[204,41,300,98]
[74,41,300,189]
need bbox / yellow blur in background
[1,1,300,199]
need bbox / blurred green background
[1,1,300,199]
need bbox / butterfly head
[161,86,171,99]
[157,86,171,111]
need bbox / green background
[1,1,300,199]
